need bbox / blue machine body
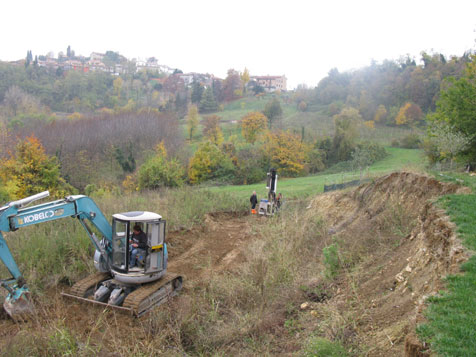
[0,192,168,311]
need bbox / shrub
[188,141,235,184]
[399,133,422,149]
[355,141,387,163]
[138,143,185,189]
[234,146,267,184]
[139,157,184,189]
[391,139,400,147]
[298,101,307,112]
[307,148,326,174]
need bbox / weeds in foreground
[303,336,349,357]
[322,243,341,279]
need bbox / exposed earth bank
[306,172,470,356]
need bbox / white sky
[1,0,475,88]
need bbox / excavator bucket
[3,289,35,321]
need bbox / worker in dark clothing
[130,224,147,267]
[250,191,258,212]
[276,192,283,210]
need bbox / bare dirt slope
[167,212,255,281]
[305,172,470,356]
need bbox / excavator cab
[110,212,166,278]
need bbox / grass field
[207,147,426,200]
[417,173,476,356]
[180,95,419,148]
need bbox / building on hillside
[88,59,106,72]
[250,75,287,92]
[179,73,194,86]
[178,72,215,87]
[158,64,175,74]
[135,57,162,72]
[63,60,90,73]
[38,57,59,69]
[90,52,105,61]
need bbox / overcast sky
[1,0,475,88]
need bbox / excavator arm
[0,191,114,318]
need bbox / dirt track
[167,212,256,281]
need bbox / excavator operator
[130,224,147,267]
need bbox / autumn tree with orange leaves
[0,136,73,200]
[262,131,309,177]
[203,115,224,145]
[395,102,423,125]
[241,112,268,144]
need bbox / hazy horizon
[1,0,475,89]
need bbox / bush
[307,148,326,174]
[188,142,235,184]
[399,133,422,149]
[391,139,400,147]
[303,337,349,357]
[137,142,185,190]
[233,146,268,185]
[355,141,387,164]
[138,156,184,189]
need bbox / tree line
[291,51,473,128]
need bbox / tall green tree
[262,98,283,128]
[191,80,204,104]
[428,56,476,161]
[199,87,218,113]
[331,107,361,163]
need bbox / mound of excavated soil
[306,171,470,356]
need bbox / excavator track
[67,272,112,298]
[62,272,182,317]
[123,272,182,317]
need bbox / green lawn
[417,173,476,356]
[206,147,425,200]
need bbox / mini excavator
[0,191,182,319]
